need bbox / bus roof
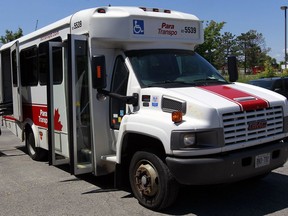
[0,6,203,51]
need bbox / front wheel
[129,151,179,210]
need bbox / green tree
[0,28,23,44]
[195,20,225,67]
[196,21,274,73]
[236,30,270,73]
[214,31,239,69]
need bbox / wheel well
[121,133,166,166]
[23,122,47,161]
[114,132,167,188]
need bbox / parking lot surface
[0,127,288,216]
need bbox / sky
[0,0,287,62]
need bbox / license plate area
[255,153,271,168]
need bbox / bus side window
[11,50,17,87]
[110,56,129,129]
[0,49,13,103]
[38,42,49,85]
[39,37,62,85]
[20,46,38,86]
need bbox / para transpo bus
[0,6,288,210]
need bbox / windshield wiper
[193,77,227,85]
[148,80,195,87]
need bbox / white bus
[1,6,288,210]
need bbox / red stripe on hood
[198,85,269,111]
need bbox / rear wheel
[26,128,46,161]
[129,151,179,210]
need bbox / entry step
[101,155,117,163]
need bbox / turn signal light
[96,66,102,78]
[172,111,182,123]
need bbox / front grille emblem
[248,120,267,131]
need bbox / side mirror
[92,55,107,89]
[228,56,238,82]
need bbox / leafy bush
[260,60,276,78]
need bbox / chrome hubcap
[135,163,158,196]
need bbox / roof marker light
[140,7,170,13]
[97,8,106,13]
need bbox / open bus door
[67,34,93,175]
[48,42,70,166]
[10,41,22,121]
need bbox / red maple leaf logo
[54,109,63,131]
[39,131,43,140]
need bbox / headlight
[171,129,222,150]
[183,134,196,147]
[171,131,197,150]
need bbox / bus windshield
[126,50,228,88]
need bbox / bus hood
[171,83,287,112]
[140,83,287,124]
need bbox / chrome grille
[222,106,283,145]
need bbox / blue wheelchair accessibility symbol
[133,20,144,35]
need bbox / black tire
[26,129,47,161]
[129,151,179,210]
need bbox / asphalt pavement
[0,127,288,216]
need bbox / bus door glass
[48,42,69,166]
[68,34,93,175]
[110,56,129,130]
[10,41,22,121]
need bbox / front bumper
[166,141,288,185]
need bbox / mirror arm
[97,89,138,106]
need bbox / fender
[115,114,171,164]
